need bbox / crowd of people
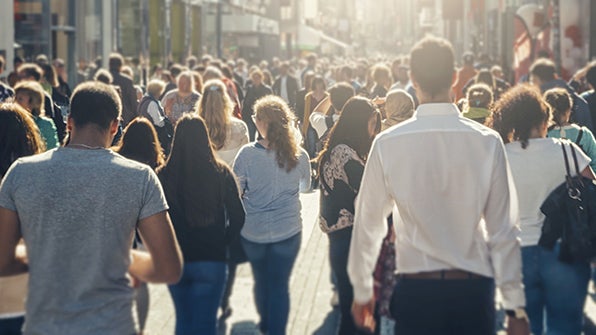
[2,33,596,335]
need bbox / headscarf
[382,89,415,130]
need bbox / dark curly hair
[488,85,551,149]
[543,88,572,127]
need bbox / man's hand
[506,316,530,335]
[351,298,376,333]
[0,207,28,276]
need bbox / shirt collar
[414,103,460,117]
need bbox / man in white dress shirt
[347,36,529,335]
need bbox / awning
[296,25,321,50]
[319,33,349,49]
[296,25,350,51]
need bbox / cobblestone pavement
[143,190,596,335]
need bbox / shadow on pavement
[221,320,260,335]
[313,309,339,335]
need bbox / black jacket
[159,168,245,263]
[111,71,139,126]
[241,84,272,119]
[272,75,299,110]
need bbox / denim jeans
[522,244,590,335]
[0,316,24,335]
[168,261,227,335]
[328,227,369,335]
[242,232,302,335]
[305,126,318,159]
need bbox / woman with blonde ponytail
[233,95,311,334]
[197,79,248,166]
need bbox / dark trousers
[390,275,496,335]
[328,228,369,335]
[244,115,257,142]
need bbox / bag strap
[562,141,572,178]
[576,127,584,145]
[569,142,581,176]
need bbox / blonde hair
[254,95,299,172]
[15,81,45,117]
[176,71,195,91]
[197,79,234,150]
[383,89,415,129]
[146,79,166,98]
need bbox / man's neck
[417,90,452,105]
[68,128,112,149]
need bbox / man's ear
[410,71,419,91]
[451,71,457,86]
[66,116,74,132]
[110,119,119,136]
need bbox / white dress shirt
[309,111,340,138]
[347,103,525,310]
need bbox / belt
[399,269,485,280]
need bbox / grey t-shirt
[0,147,168,335]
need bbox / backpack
[138,95,174,155]
[315,115,335,154]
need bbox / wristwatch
[505,308,529,322]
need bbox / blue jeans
[522,244,590,335]
[328,227,369,335]
[242,233,302,335]
[168,261,227,335]
[305,125,317,158]
[0,316,24,335]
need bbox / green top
[548,124,596,172]
[462,107,490,122]
[33,115,59,150]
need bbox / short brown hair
[410,36,455,97]
[18,63,43,82]
[108,53,124,72]
[70,82,122,130]
[530,58,557,83]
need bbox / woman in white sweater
[490,85,595,335]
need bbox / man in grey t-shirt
[0,82,183,335]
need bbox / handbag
[539,141,596,263]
